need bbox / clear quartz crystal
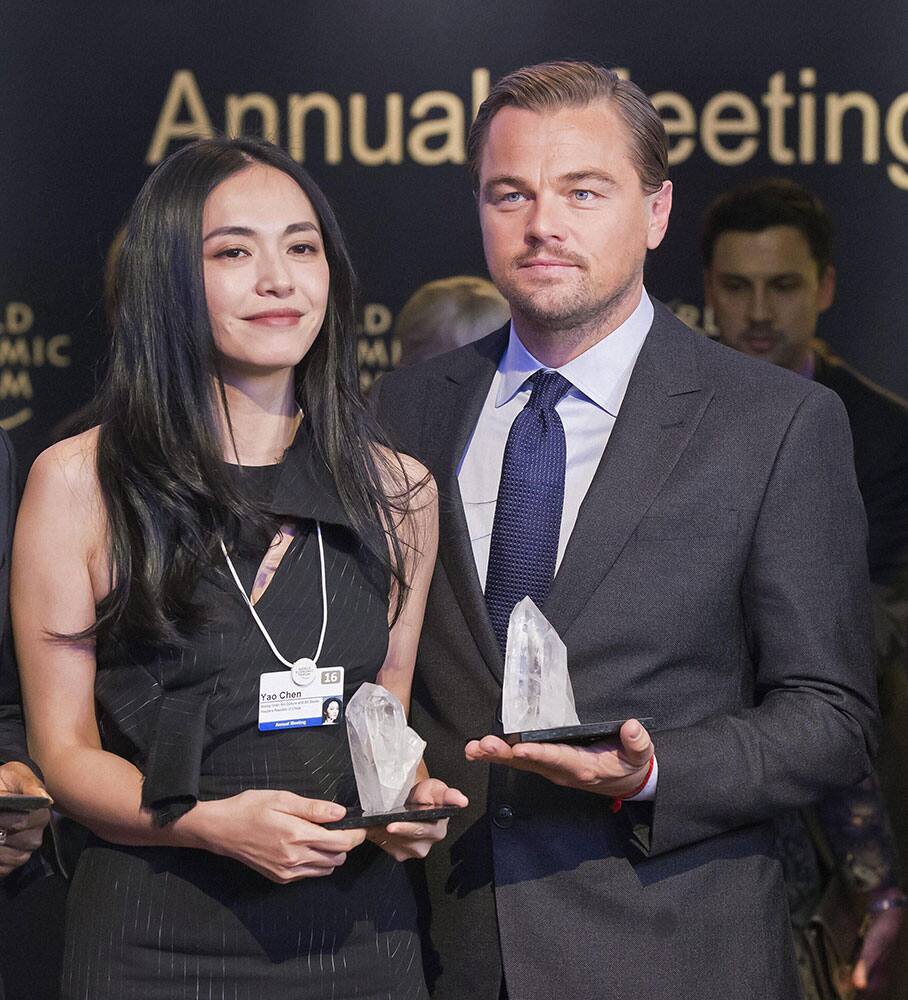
[345,682,426,814]
[502,597,580,734]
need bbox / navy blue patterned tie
[485,370,572,652]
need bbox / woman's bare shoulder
[25,426,102,510]
[372,444,436,501]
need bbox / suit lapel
[423,328,509,682]
[422,311,714,674]
[544,307,714,638]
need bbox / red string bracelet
[610,755,655,813]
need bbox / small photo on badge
[322,696,343,725]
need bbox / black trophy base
[324,803,462,830]
[0,794,53,812]
[504,717,655,746]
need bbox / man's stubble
[494,253,645,354]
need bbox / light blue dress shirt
[458,289,654,587]
[457,288,658,799]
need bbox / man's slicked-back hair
[467,60,668,195]
[701,177,834,274]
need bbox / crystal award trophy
[325,682,462,829]
[502,597,653,745]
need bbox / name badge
[258,666,345,731]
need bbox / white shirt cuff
[625,756,658,802]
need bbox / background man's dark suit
[812,344,908,994]
[812,344,908,899]
[374,304,879,1000]
[0,428,28,770]
[812,346,908,588]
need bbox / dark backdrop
[3,0,907,466]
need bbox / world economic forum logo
[0,302,71,431]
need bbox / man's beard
[761,333,803,371]
[498,259,643,340]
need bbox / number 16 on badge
[258,666,344,731]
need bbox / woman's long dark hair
[88,137,414,647]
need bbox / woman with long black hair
[12,138,464,999]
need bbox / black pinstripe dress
[62,431,428,1000]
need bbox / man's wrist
[626,755,658,801]
[610,756,657,812]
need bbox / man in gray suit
[373,62,878,1000]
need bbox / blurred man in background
[703,178,908,588]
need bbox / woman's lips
[243,309,303,326]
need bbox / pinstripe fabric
[62,441,428,1000]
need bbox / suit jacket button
[493,805,514,829]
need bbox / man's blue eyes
[498,190,595,203]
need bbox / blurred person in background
[0,427,57,1000]
[393,276,509,366]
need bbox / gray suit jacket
[0,428,29,772]
[373,303,879,1000]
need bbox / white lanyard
[220,521,328,685]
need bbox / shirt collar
[495,289,654,416]
[796,350,816,380]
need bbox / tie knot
[527,370,572,411]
